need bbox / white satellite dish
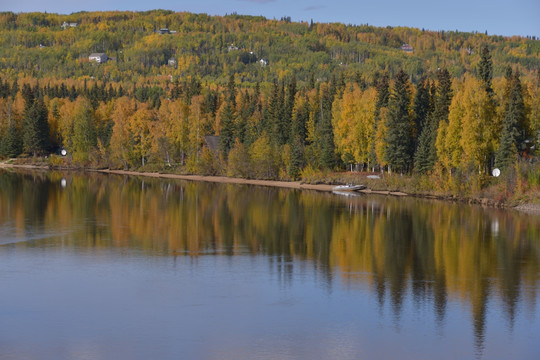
[492,168,501,177]
[61,149,67,156]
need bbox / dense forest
[0,10,539,198]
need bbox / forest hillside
[0,10,539,202]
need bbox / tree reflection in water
[0,169,539,356]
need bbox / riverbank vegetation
[0,10,539,204]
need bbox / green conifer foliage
[72,99,97,158]
[218,101,236,158]
[412,76,431,150]
[318,83,336,169]
[288,135,304,180]
[415,69,453,173]
[0,121,22,158]
[22,96,50,156]
[385,70,413,173]
[478,46,493,95]
[495,71,526,169]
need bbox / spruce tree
[318,83,336,169]
[226,74,236,107]
[412,76,431,151]
[10,79,18,98]
[218,101,236,158]
[414,69,452,173]
[235,90,251,144]
[414,122,434,174]
[291,95,309,144]
[72,100,97,157]
[276,82,287,144]
[267,80,286,145]
[495,71,526,169]
[288,135,303,180]
[282,75,296,145]
[0,121,22,158]
[21,85,49,157]
[478,46,493,95]
[385,70,413,173]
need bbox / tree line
[0,46,539,187]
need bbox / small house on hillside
[89,53,108,64]
[400,44,413,53]
[259,58,268,66]
[204,136,220,153]
[228,44,239,52]
[168,58,177,67]
[157,28,176,34]
[61,22,78,29]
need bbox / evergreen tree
[218,101,236,158]
[414,69,452,173]
[22,97,50,156]
[412,76,431,150]
[385,70,413,173]
[267,79,286,145]
[477,46,498,172]
[60,83,68,98]
[495,70,526,169]
[276,82,288,144]
[355,71,366,90]
[69,85,78,101]
[288,135,303,180]
[291,95,309,144]
[72,99,97,158]
[478,46,493,95]
[235,90,249,143]
[21,83,34,110]
[318,83,336,169]
[414,121,434,174]
[0,121,22,158]
[308,73,315,90]
[282,75,297,144]
[11,79,18,98]
[226,74,236,107]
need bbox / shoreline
[95,168,409,197]
[2,163,540,212]
[0,163,408,196]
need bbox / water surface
[0,169,539,359]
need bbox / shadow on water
[0,169,539,357]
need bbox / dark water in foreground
[0,169,539,360]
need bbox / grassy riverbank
[1,157,539,211]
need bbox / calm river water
[0,169,539,360]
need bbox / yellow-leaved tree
[354,87,377,168]
[458,75,497,173]
[528,72,540,155]
[332,84,377,170]
[332,84,357,166]
[439,80,464,172]
[110,97,136,168]
[128,105,153,167]
[186,95,208,172]
[168,99,190,165]
[374,107,389,169]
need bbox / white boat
[332,184,366,192]
[332,190,363,197]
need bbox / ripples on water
[0,169,539,360]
